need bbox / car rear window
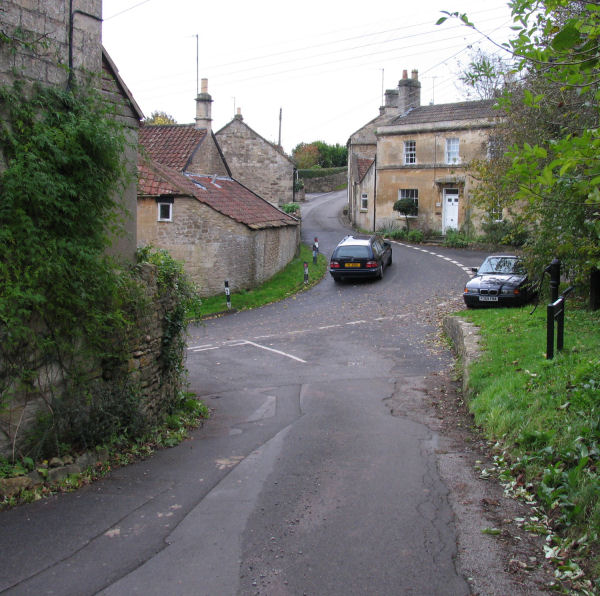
[335,245,371,258]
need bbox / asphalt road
[0,191,532,595]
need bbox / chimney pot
[195,77,213,131]
[402,69,408,79]
[411,69,418,80]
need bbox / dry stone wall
[301,170,347,193]
[0,264,183,459]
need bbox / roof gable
[139,124,207,171]
[357,157,374,182]
[216,117,295,165]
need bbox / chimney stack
[234,107,243,121]
[397,68,421,114]
[195,78,213,131]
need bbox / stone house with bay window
[348,69,499,234]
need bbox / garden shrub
[407,229,424,243]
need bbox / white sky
[101,0,514,154]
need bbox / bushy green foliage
[297,166,346,179]
[480,219,528,247]
[292,141,347,168]
[0,81,131,412]
[443,229,470,248]
[280,202,301,215]
[135,246,201,376]
[407,229,424,243]
[443,1,600,290]
[0,83,195,460]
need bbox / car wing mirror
[470,267,479,273]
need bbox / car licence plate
[345,263,360,267]
[479,296,498,302]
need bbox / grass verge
[190,243,328,319]
[458,302,600,587]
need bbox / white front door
[443,188,459,232]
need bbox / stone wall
[138,196,300,297]
[301,170,348,193]
[188,132,230,178]
[0,1,139,262]
[0,0,102,89]
[0,263,183,459]
[216,117,295,206]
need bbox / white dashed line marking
[393,242,476,277]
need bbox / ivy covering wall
[0,82,198,460]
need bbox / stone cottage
[348,69,499,234]
[137,81,300,296]
[216,109,296,207]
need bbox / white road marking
[242,340,307,363]
[393,241,476,277]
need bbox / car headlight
[501,287,520,295]
[464,286,477,294]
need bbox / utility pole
[278,107,282,147]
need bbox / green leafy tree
[393,197,418,231]
[439,1,600,289]
[292,141,348,168]
[145,110,177,125]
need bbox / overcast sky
[102,0,514,154]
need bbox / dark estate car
[329,235,392,282]
[463,255,535,307]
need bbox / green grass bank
[458,303,600,585]
[190,243,328,319]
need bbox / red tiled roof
[357,157,374,182]
[138,157,298,229]
[185,174,298,229]
[139,124,207,171]
[138,156,200,197]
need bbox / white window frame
[491,203,503,222]
[397,188,419,216]
[403,140,416,165]
[445,138,460,164]
[360,192,368,211]
[157,201,173,222]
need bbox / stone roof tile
[390,99,497,126]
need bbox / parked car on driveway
[329,235,392,282]
[463,255,535,307]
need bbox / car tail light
[330,261,340,269]
[366,261,378,268]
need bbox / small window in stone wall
[361,193,368,210]
[158,202,173,222]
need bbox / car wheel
[379,264,384,279]
[388,254,392,266]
